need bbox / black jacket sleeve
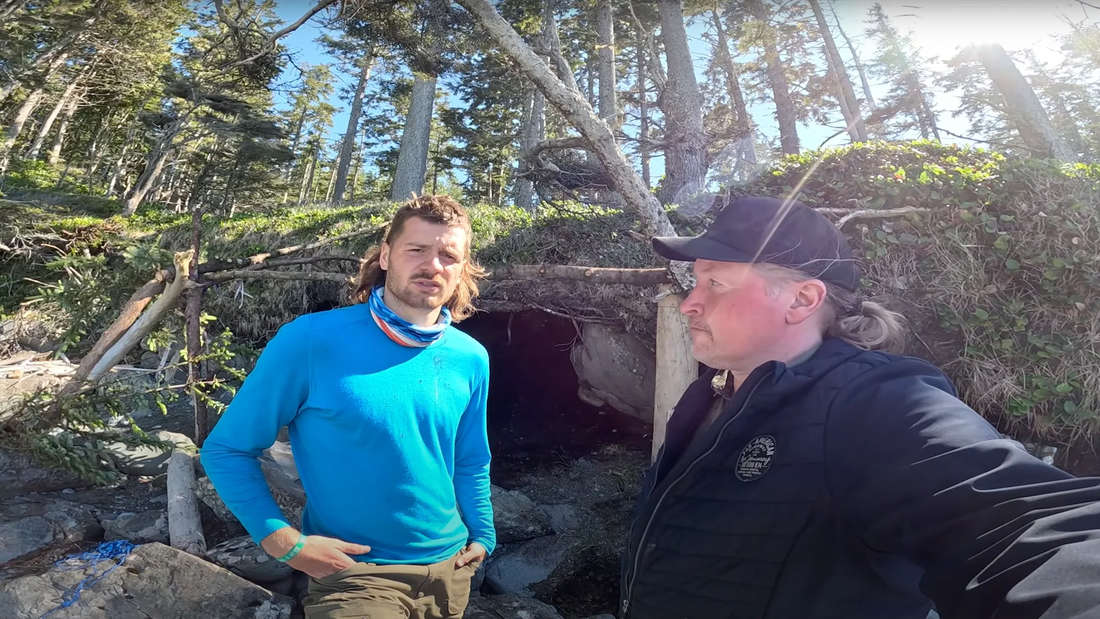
[825,356,1100,619]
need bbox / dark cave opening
[458,310,651,485]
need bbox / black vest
[620,339,932,619]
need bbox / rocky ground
[0,329,649,618]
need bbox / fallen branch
[836,206,929,229]
[489,264,669,285]
[64,272,168,388]
[203,269,348,283]
[85,250,193,384]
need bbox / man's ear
[379,242,391,271]
[785,279,828,325]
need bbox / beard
[387,271,453,312]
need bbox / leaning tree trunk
[809,0,866,142]
[0,89,46,176]
[746,0,799,155]
[123,144,171,216]
[830,1,876,109]
[974,43,1074,161]
[656,0,708,211]
[389,74,437,201]
[456,0,675,237]
[331,54,375,204]
[26,79,81,160]
[710,8,756,168]
[45,93,79,165]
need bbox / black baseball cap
[652,195,860,291]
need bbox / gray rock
[491,485,553,543]
[540,504,580,534]
[464,593,564,618]
[205,535,292,584]
[570,324,655,421]
[0,542,294,618]
[102,510,168,544]
[483,535,569,596]
[0,448,93,498]
[195,474,298,533]
[0,497,102,563]
[104,431,195,476]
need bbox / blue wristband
[275,532,306,563]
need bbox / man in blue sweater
[201,194,495,619]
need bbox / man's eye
[709,279,722,288]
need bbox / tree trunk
[185,205,209,445]
[331,54,374,204]
[105,123,138,197]
[656,0,708,212]
[123,144,171,216]
[709,8,755,169]
[637,40,650,188]
[389,74,437,201]
[809,0,866,142]
[26,80,81,160]
[0,50,69,106]
[456,0,675,237]
[46,89,80,165]
[515,89,541,210]
[746,0,799,154]
[829,1,876,109]
[596,0,617,126]
[281,110,307,204]
[544,1,582,93]
[0,89,46,176]
[298,148,317,205]
[974,43,1073,161]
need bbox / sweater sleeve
[826,357,1100,619]
[453,357,496,555]
[199,318,311,544]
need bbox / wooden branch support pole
[653,285,696,462]
[85,250,194,383]
[489,265,669,285]
[167,448,206,556]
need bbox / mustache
[411,273,444,285]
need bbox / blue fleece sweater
[200,302,495,564]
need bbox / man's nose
[680,288,702,316]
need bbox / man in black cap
[619,195,1100,619]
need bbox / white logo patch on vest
[735,435,776,481]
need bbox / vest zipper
[621,372,770,616]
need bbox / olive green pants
[303,552,479,619]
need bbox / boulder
[570,324,655,421]
[0,497,102,564]
[0,542,293,618]
[102,510,168,544]
[464,593,564,619]
[0,448,93,498]
[491,485,553,543]
[104,431,195,476]
[483,535,570,596]
[205,535,293,584]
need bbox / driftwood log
[167,448,206,555]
